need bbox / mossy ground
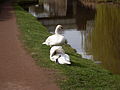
[14,2,120,90]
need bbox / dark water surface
[25,0,120,74]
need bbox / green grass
[14,3,120,90]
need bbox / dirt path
[0,1,60,90]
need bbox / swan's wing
[58,56,71,64]
[43,35,66,46]
[42,37,50,45]
[56,54,70,64]
[49,35,66,45]
[42,35,54,45]
[57,35,65,43]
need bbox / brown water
[26,0,120,74]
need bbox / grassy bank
[14,2,120,90]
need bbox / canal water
[23,0,120,74]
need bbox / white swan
[50,46,71,64]
[42,25,66,46]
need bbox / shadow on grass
[70,61,87,68]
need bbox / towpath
[0,1,59,90]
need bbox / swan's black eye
[60,27,63,29]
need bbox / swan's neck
[55,28,59,34]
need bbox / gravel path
[0,1,60,90]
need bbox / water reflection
[29,5,49,17]
[91,4,120,74]
[29,0,68,18]
[76,2,95,30]
[43,0,67,16]
[64,29,93,59]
